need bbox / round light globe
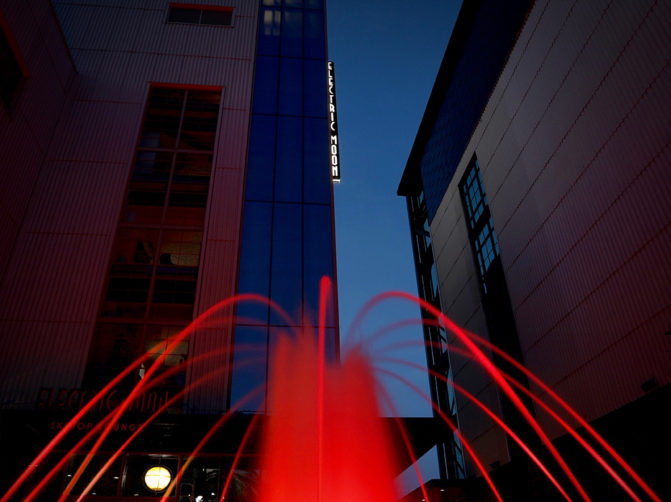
[144,466,172,492]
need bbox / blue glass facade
[231,0,338,411]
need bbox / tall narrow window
[406,187,465,481]
[459,156,501,294]
[85,86,221,394]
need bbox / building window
[85,86,221,392]
[0,14,27,107]
[459,156,500,293]
[168,3,234,26]
[406,188,465,481]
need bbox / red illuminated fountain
[255,335,400,502]
[2,277,663,502]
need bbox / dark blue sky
[326,1,462,488]
[327,0,462,413]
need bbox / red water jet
[255,334,400,502]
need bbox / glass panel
[236,202,272,324]
[252,55,279,114]
[245,115,276,201]
[303,59,326,117]
[179,90,221,150]
[110,228,159,266]
[168,7,200,23]
[280,10,302,57]
[201,9,233,26]
[159,230,202,266]
[303,204,334,327]
[266,326,291,412]
[258,9,281,56]
[124,151,172,224]
[171,153,212,183]
[148,302,194,321]
[140,88,184,148]
[304,0,323,8]
[270,203,301,325]
[303,10,325,59]
[303,118,330,204]
[106,227,156,315]
[166,153,212,226]
[144,325,188,389]
[278,57,302,115]
[144,325,188,366]
[180,458,222,502]
[85,323,144,387]
[152,231,201,306]
[106,272,151,307]
[152,273,197,304]
[284,0,303,7]
[230,325,267,412]
[66,454,122,496]
[132,151,173,182]
[324,327,337,362]
[274,116,302,202]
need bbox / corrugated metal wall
[0,0,76,290]
[432,0,671,471]
[0,0,77,409]
[0,0,257,411]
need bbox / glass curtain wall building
[232,0,338,412]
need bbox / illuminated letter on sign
[327,61,341,183]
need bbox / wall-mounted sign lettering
[327,61,341,183]
[36,386,172,414]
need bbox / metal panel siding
[466,426,510,476]
[0,321,92,410]
[215,108,254,168]
[508,62,671,340]
[205,168,244,241]
[197,240,239,313]
[532,311,671,436]
[185,326,233,413]
[0,122,45,223]
[51,101,143,162]
[23,160,127,234]
[1,0,258,409]
[426,0,671,464]
[0,232,111,322]
[0,0,75,283]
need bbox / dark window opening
[168,3,234,26]
[0,18,26,107]
[459,156,500,293]
[405,188,465,481]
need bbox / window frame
[167,3,235,27]
[459,154,501,294]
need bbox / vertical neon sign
[327,61,340,183]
